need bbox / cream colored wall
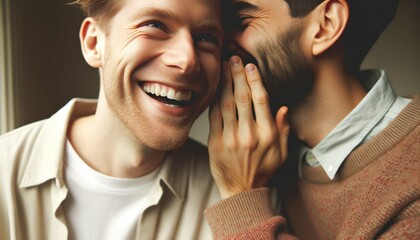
[9,0,419,145]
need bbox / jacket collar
[19,98,188,201]
[20,99,97,188]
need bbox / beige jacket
[0,99,221,240]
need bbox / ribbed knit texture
[206,96,420,240]
[205,188,277,239]
[285,96,420,239]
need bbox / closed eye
[142,21,167,32]
[194,33,221,55]
[238,15,253,28]
[194,33,220,46]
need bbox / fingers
[209,57,288,197]
[229,56,253,125]
[208,98,222,141]
[217,55,279,144]
[219,61,238,144]
[244,63,274,128]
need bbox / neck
[68,99,165,178]
[290,61,367,148]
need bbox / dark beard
[258,25,314,113]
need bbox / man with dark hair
[205,0,420,239]
[0,0,268,239]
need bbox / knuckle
[223,134,238,150]
[235,91,251,104]
[253,92,270,105]
[239,133,258,149]
[225,140,238,151]
[221,99,236,112]
[261,131,277,145]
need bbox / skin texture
[68,0,223,178]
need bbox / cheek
[118,37,165,71]
[199,51,220,73]
[200,54,220,93]
[237,30,263,57]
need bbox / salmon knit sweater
[205,96,420,240]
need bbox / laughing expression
[98,0,223,150]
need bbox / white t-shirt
[63,140,159,240]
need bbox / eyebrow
[129,7,224,42]
[233,2,260,12]
[129,8,182,23]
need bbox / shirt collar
[135,142,193,208]
[300,69,397,180]
[20,98,189,203]
[154,147,189,201]
[20,99,97,188]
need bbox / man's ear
[80,18,103,68]
[309,0,349,56]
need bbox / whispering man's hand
[208,56,290,199]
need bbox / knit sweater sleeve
[377,200,420,239]
[205,188,297,240]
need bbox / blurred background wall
[2,0,419,144]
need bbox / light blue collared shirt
[299,69,411,180]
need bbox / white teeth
[143,83,192,101]
[160,88,168,97]
[167,89,176,100]
[155,85,162,96]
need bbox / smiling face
[226,0,315,110]
[96,0,223,150]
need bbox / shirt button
[328,166,333,172]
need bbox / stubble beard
[257,24,314,114]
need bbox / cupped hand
[208,56,290,199]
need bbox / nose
[162,32,200,74]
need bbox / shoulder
[0,120,52,210]
[0,120,49,159]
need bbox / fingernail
[230,56,240,65]
[245,64,255,73]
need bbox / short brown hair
[72,0,120,24]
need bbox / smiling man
[0,0,227,239]
[206,0,420,239]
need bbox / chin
[142,128,191,151]
[149,136,189,151]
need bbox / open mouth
[139,82,195,107]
